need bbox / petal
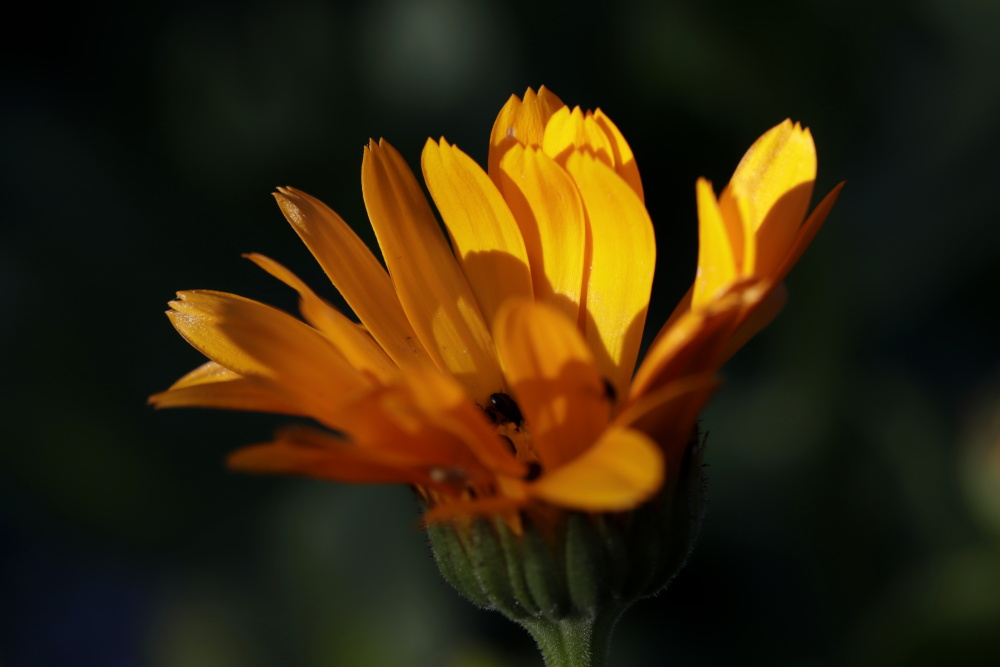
[421,138,533,330]
[563,151,656,399]
[692,178,741,310]
[245,253,396,382]
[167,290,368,425]
[721,282,787,363]
[272,187,429,369]
[614,374,718,469]
[542,107,615,167]
[361,139,504,403]
[592,109,644,202]
[731,120,817,233]
[730,121,817,277]
[629,283,765,400]
[497,144,586,325]
[493,300,609,469]
[774,182,845,283]
[149,361,303,414]
[488,86,565,183]
[229,426,438,486]
[529,427,663,511]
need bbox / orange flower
[151,87,841,522]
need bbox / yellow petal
[497,144,586,325]
[421,138,533,330]
[563,151,656,399]
[730,120,817,276]
[542,107,615,167]
[273,187,429,369]
[361,140,504,402]
[592,109,644,202]
[149,361,303,414]
[245,253,396,383]
[488,86,565,182]
[692,178,741,310]
[493,300,609,469]
[167,290,368,425]
[529,427,663,511]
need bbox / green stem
[520,610,624,667]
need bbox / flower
[151,87,841,525]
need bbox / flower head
[152,87,841,526]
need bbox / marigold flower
[151,87,841,526]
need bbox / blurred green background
[3,0,1000,665]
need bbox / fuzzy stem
[520,610,624,667]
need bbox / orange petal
[629,283,765,400]
[149,361,303,414]
[272,187,429,369]
[245,253,396,383]
[167,290,368,425]
[229,426,438,486]
[529,427,663,511]
[421,138,533,330]
[488,86,565,183]
[614,374,718,470]
[774,182,845,283]
[563,151,656,399]
[497,144,586,325]
[592,109,644,202]
[361,139,504,403]
[542,107,615,167]
[493,299,609,469]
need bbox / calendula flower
[153,87,841,666]
[152,87,840,524]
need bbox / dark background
[3,0,1000,665]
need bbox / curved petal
[614,374,718,469]
[542,106,615,167]
[245,253,396,382]
[488,86,565,183]
[592,109,644,201]
[149,361,304,414]
[494,300,609,469]
[529,427,663,511]
[563,151,656,399]
[167,290,368,425]
[361,139,504,403]
[629,283,765,400]
[774,182,845,283]
[731,120,817,233]
[731,120,817,277]
[229,426,440,486]
[498,144,586,325]
[422,138,533,329]
[692,178,741,310]
[272,187,429,369]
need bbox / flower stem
[520,609,624,667]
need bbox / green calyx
[426,437,707,666]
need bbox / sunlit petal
[563,151,656,399]
[272,187,429,369]
[529,427,663,511]
[362,139,504,402]
[422,138,533,329]
[497,144,586,325]
[494,299,609,469]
